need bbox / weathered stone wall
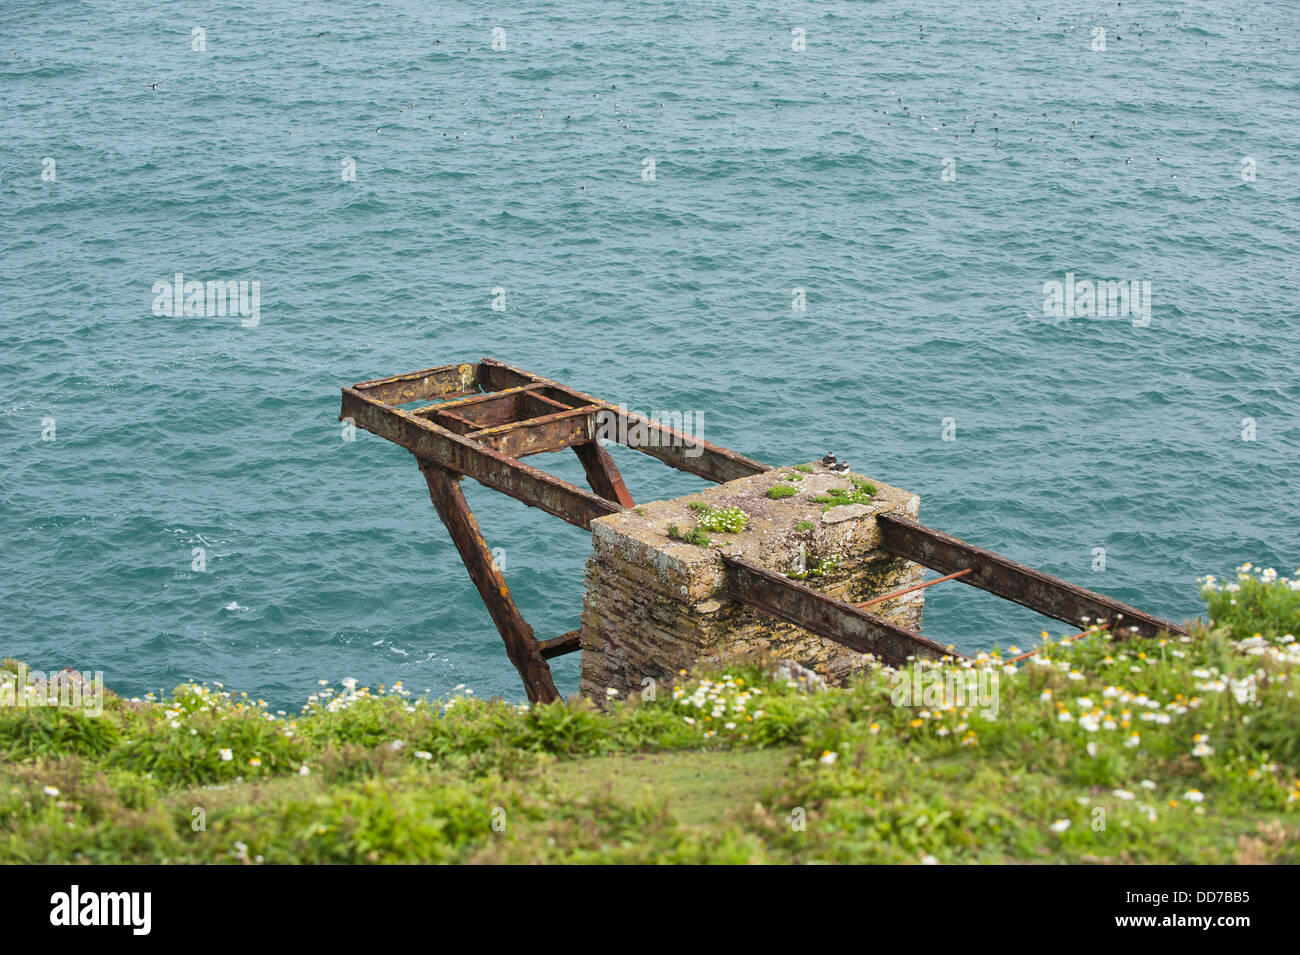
[578,461,924,701]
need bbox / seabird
[828,461,850,475]
[821,452,837,467]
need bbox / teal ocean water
[2,1,1297,708]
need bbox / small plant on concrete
[795,520,814,533]
[811,477,876,511]
[696,505,749,534]
[667,504,748,546]
[787,555,841,581]
[767,485,798,500]
[666,522,711,547]
[795,463,814,473]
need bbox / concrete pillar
[578,460,925,700]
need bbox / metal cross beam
[341,385,620,530]
[722,554,958,667]
[476,358,771,483]
[876,513,1184,639]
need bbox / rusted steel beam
[538,629,582,659]
[876,514,1185,639]
[722,555,957,666]
[523,390,576,416]
[857,568,973,608]
[573,441,635,509]
[469,406,597,458]
[611,411,767,484]
[428,383,541,411]
[424,408,479,435]
[421,384,542,429]
[418,463,560,704]
[476,358,547,392]
[409,390,478,411]
[341,388,621,530]
[353,363,478,405]
[410,387,548,420]
[477,357,771,483]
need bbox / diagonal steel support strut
[417,459,561,704]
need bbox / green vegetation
[811,476,877,511]
[795,520,815,533]
[786,555,841,581]
[669,503,749,546]
[1202,564,1300,639]
[696,506,748,534]
[766,485,799,500]
[666,522,710,547]
[795,464,814,474]
[2,564,1297,863]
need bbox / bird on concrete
[828,460,851,475]
[821,452,837,467]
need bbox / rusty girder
[877,513,1185,639]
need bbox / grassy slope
[2,566,1298,864]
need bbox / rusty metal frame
[342,358,772,702]
[342,358,1185,702]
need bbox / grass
[1,563,1297,863]
[545,748,791,827]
